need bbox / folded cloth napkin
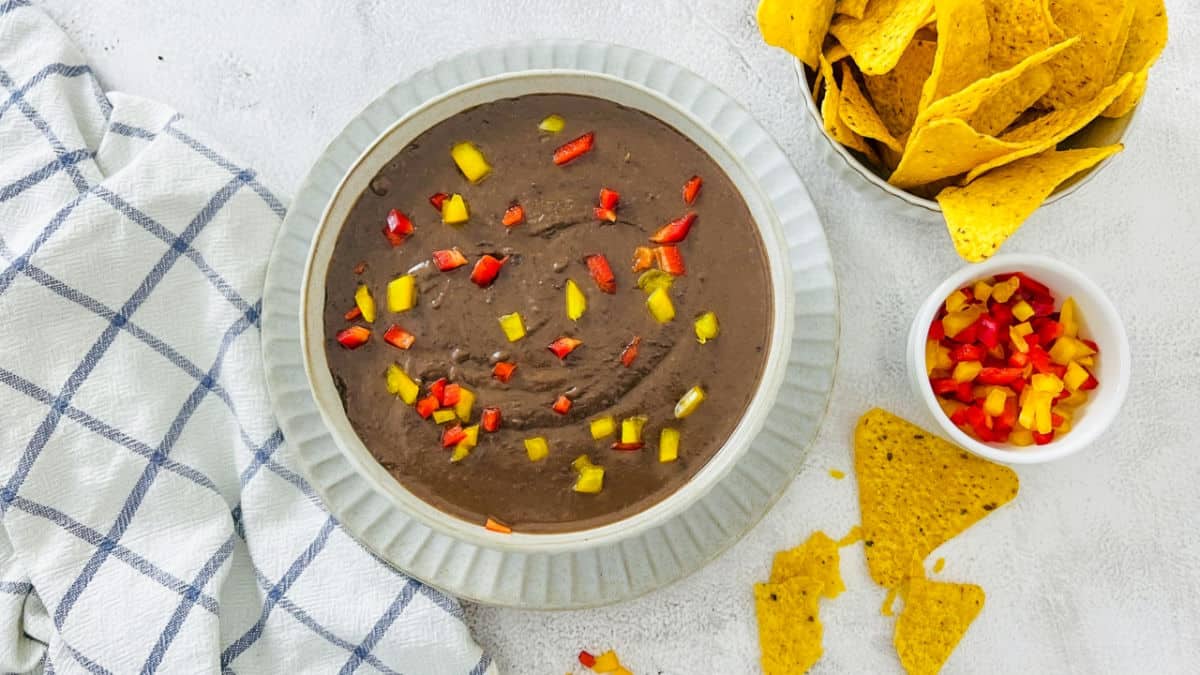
[0,4,493,673]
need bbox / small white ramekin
[907,254,1130,464]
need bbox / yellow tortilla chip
[966,64,1054,136]
[865,39,937,139]
[838,62,904,152]
[755,577,825,675]
[918,0,991,111]
[757,0,838,70]
[984,0,1061,70]
[825,42,851,63]
[830,0,936,75]
[836,0,870,19]
[1102,67,1148,118]
[853,409,1019,588]
[888,118,1030,189]
[1102,0,1168,117]
[1040,0,1135,109]
[894,578,985,675]
[770,531,846,598]
[819,55,877,157]
[938,145,1122,261]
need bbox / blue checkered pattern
[0,5,491,674]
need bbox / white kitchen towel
[0,4,494,674]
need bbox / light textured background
[39,1,1200,673]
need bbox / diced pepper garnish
[977,367,1023,385]
[611,441,644,451]
[646,287,675,323]
[659,427,680,463]
[502,203,525,227]
[654,245,685,276]
[449,444,470,463]
[432,248,468,271]
[383,208,414,247]
[566,279,587,321]
[573,465,604,493]
[636,269,674,294]
[386,275,417,312]
[383,325,415,350]
[1049,336,1095,365]
[498,312,526,342]
[459,424,479,448]
[432,409,457,424]
[942,305,983,339]
[621,415,648,444]
[429,192,449,212]
[450,142,491,183]
[353,261,367,275]
[952,360,982,383]
[682,175,703,204]
[484,517,512,534]
[594,206,618,222]
[1031,373,1064,395]
[945,290,970,313]
[599,187,619,211]
[1010,321,1033,353]
[335,326,370,350]
[469,254,507,287]
[973,280,993,302]
[551,394,572,415]
[548,336,583,360]
[949,343,985,363]
[674,385,705,419]
[1063,361,1090,392]
[524,436,549,462]
[632,246,654,272]
[1060,297,1079,337]
[481,406,501,432]
[344,306,362,321]
[694,311,719,344]
[441,383,461,407]
[592,651,620,672]
[983,388,1007,417]
[441,193,469,224]
[553,131,594,165]
[990,276,1020,303]
[578,650,597,669]
[538,114,566,133]
[572,455,595,473]
[429,378,447,403]
[590,416,616,440]
[354,285,376,323]
[385,364,419,404]
[1012,300,1035,322]
[415,395,439,419]
[584,254,616,293]
[492,360,517,382]
[619,336,641,368]
[650,213,696,244]
[455,386,475,422]
[442,424,467,448]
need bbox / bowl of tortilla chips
[757,0,1168,263]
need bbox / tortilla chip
[830,0,936,75]
[984,0,1061,70]
[819,55,877,157]
[838,62,905,152]
[1040,0,1136,109]
[825,41,851,63]
[966,64,1054,136]
[967,71,1133,181]
[894,578,985,675]
[770,531,846,598]
[865,39,938,138]
[888,118,1030,189]
[755,577,825,675]
[853,409,1019,588]
[757,0,839,70]
[1102,0,1168,117]
[918,0,992,111]
[1102,66,1148,118]
[938,145,1122,261]
[836,0,870,19]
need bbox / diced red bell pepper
[551,395,572,415]
[593,206,618,222]
[441,383,461,407]
[415,395,439,419]
[1030,297,1055,317]
[1032,430,1055,445]
[1014,272,1052,298]
[492,361,516,383]
[650,213,697,244]
[682,175,703,204]
[442,424,467,448]
[429,378,447,403]
[584,254,616,293]
[353,261,367,275]
[1010,377,1026,394]
[949,319,980,344]
[1054,389,1072,403]
[502,203,525,227]
[1034,318,1064,344]
[955,381,975,403]
[973,421,995,443]
[383,325,416,350]
[976,367,1024,385]
[578,651,597,669]
[928,320,945,341]
[990,302,1014,326]
[548,336,583,360]
[553,131,595,165]
[931,378,959,396]
[1050,412,1066,428]
[950,406,970,426]
[1024,333,1041,349]
[620,336,641,368]
[654,245,685,276]
[481,406,501,432]
[611,441,645,451]
[949,344,986,363]
[344,306,362,321]
[1008,351,1029,368]
[432,248,468,271]
[1029,347,1053,374]
[429,192,449,212]
[335,326,371,349]
[997,396,1019,430]
[1079,373,1100,391]
[469,254,507,287]
[1081,338,1100,353]
[599,187,619,210]
[632,246,654,272]
[383,209,414,247]
[976,315,1002,349]
[963,405,986,428]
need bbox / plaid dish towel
[0,4,493,674]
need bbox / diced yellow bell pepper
[593,651,620,672]
[945,290,969,313]
[573,465,604,494]
[925,340,953,376]
[1063,361,1090,392]
[952,360,982,383]
[1049,336,1096,366]
[1077,355,1095,368]
[1009,426,1034,446]
[1010,321,1033,353]
[498,312,526,342]
[942,305,983,339]
[538,114,565,133]
[1059,389,1089,407]
[973,281,993,303]
[637,269,674,294]
[1052,405,1073,421]
[455,386,475,422]
[1018,393,1038,429]
[674,385,706,419]
[694,311,719,344]
[1056,416,1072,434]
[354,284,376,323]
[646,287,675,323]
[524,436,549,462]
[449,444,470,463]
[386,275,416,313]
[1031,373,1064,395]
[621,415,648,444]
[939,398,966,418]
[983,388,1007,417]
[384,364,419,404]
[432,409,457,424]
[565,279,587,321]
[450,142,491,183]
[589,416,616,440]
[572,454,594,472]
[659,427,680,463]
[459,424,479,449]
[1012,300,1035,322]
[991,276,1020,303]
[1060,296,1079,338]
[441,193,469,224]
[1034,394,1053,434]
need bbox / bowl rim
[907,253,1131,464]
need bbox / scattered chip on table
[894,578,986,675]
[754,576,825,675]
[770,531,846,598]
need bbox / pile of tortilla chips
[757,0,1168,262]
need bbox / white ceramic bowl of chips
[906,254,1130,464]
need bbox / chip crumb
[894,578,985,675]
[755,576,825,675]
[829,469,846,480]
[770,531,845,599]
[836,525,863,547]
